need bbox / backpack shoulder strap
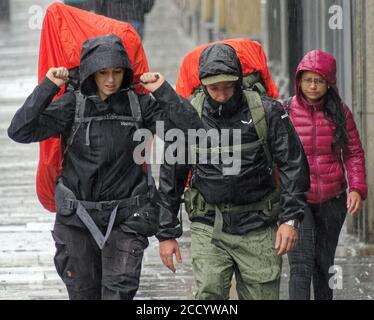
[189,88,206,119]
[285,96,293,114]
[127,90,144,128]
[67,91,86,144]
[243,90,273,172]
[243,91,267,142]
[127,89,156,190]
[242,73,267,95]
[75,91,87,121]
[62,91,87,158]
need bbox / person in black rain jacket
[8,34,202,300]
[157,43,310,300]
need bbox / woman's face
[94,67,124,100]
[299,71,328,103]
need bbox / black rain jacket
[156,43,310,241]
[90,0,155,22]
[8,34,202,223]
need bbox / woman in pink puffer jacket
[285,50,367,300]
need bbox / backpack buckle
[197,195,205,212]
[96,201,117,211]
[268,200,273,212]
[66,199,76,210]
[135,196,141,207]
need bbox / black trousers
[52,221,148,300]
[287,193,347,300]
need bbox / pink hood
[295,50,339,107]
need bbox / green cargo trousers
[191,222,282,300]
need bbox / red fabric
[287,50,367,204]
[37,3,149,212]
[176,38,279,99]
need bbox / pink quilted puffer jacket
[286,50,367,204]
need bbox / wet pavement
[0,0,374,300]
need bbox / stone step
[0,76,38,101]
[0,284,67,300]
[0,229,54,252]
[0,266,60,284]
[0,251,54,268]
[0,217,53,226]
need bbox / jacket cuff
[349,188,367,201]
[41,77,62,95]
[151,81,175,101]
[278,210,305,225]
[156,227,183,242]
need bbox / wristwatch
[283,219,300,230]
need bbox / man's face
[205,81,236,104]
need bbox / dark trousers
[287,193,347,300]
[0,0,10,20]
[52,221,148,300]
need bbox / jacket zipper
[312,107,321,202]
[218,105,232,199]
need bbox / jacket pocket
[124,202,160,237]
[51,230,73,286]
[116,234,148,258]
[184,187,209,219]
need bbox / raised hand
[140,72,165,92]
[46,67,69,88]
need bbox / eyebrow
[99,68,123,72]
[302,77,323,79]
[302,76,325,80]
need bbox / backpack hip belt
[185,187,280,217]
[184,187,280,244]
[63,194,149,211]
[55,179,150,250]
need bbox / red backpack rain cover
[175,38,279,187]
[176,38,279,99]
[37,3,149,212]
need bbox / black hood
[79,34,134,96]
[199,43,244,117]
[199,43,243,83]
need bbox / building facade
[174,0,262,43]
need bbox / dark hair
[324,88,349,153]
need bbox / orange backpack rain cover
[176,38,279,99]
[37,3,149,212]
